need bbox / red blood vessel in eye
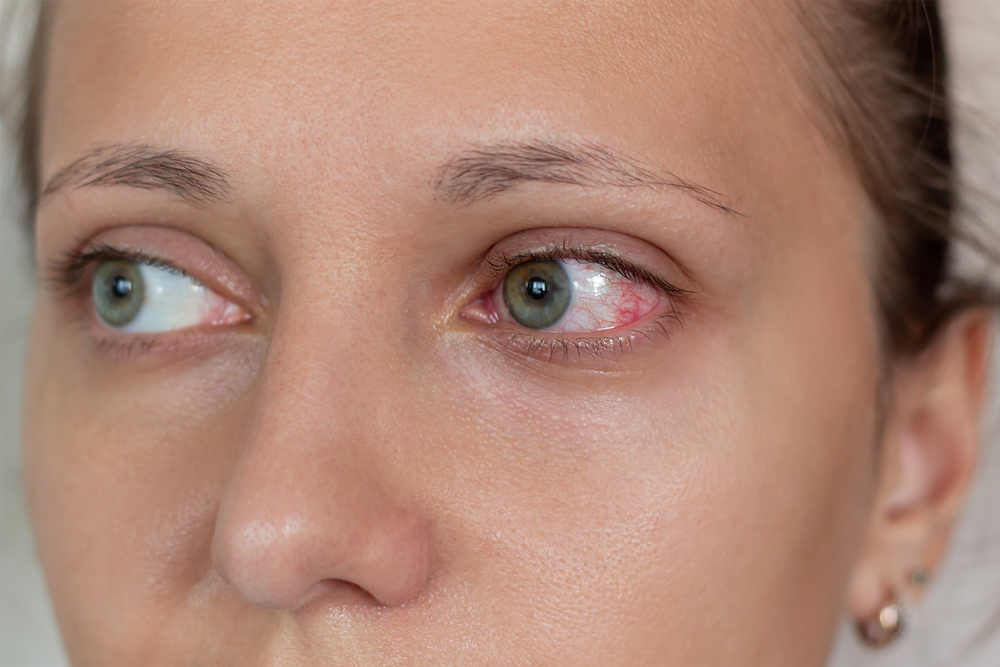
[554,260,660,333]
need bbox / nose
[211,316,433,611]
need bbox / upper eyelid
[46,247,208,311]
[481,244,691,299]
[47,245,193,292]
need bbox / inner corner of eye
[459,291,500,325]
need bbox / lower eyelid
[487,311,680,364]
[88,330,193,360]
[86,325,253,362]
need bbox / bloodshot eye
[488,258,662,334]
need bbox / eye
[91,258,244,333]
[502,260,573,329]
[490,258,662,333]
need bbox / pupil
[111,276,132,298]
[526,277,548,300]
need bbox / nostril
[294,579,377,611]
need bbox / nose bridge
[211,300,432,611]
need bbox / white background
[2,1,999,665]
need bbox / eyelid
[48,244,192,295]
[481,243,690,301]
[473,227,695,298]
[52,247,254,337]
[46,225,264,321]
[459,229,693,365]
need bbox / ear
[848,308,992,623]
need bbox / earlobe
[847,308,992,644]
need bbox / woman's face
[25,1,904,664]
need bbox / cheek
[23,302,263,663]
[416,366,684,657]
[431,323,879,662]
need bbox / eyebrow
[434,140,741,216]
[41,140,739,216]
[41,143,233,205]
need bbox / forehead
[40,0,807,209]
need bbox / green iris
[93,260,145,327]
[502,259,572,329]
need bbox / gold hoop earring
[856,598,904,647]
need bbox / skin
[22,1,991,665]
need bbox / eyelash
[48,245,207,358]
[49,244,190,294]
[482,243,688,296]
[478,243,689,361]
